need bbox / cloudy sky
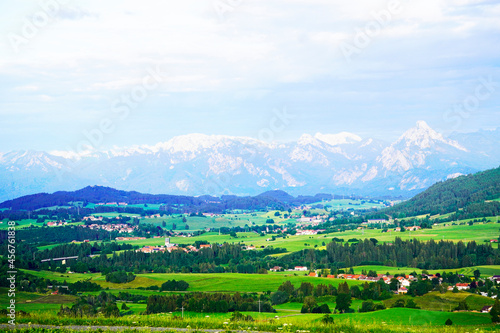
[0,0,499,152]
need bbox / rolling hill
[384,166,500,217]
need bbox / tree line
[275,237,500,270]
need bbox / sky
[0,0,499,152]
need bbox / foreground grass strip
[1,312,499,333]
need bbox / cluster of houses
[81,223,136,233]
[83,216,105,222]
[269,266,308,272]
[295,215,326,227]
[267,268,497,297]
[95,202,128,206]
[392,226,422,232]
[141,214,161,219]
[115,236,146,241]
[135,238,211,254]
[295,229,326,236]
[46,221,68,226]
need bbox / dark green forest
[384,166,500,217]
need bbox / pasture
[114,218,500,253]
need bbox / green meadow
[308,198,389,211]
[20,271,363,292]
[383,291,494,312]
[337,307,491,326]
[351,264,500,277]
[0,218,83,230]
[137,211,295,232]
[114,218,500,254]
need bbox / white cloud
[0,0,498,151]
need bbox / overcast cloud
[0,0,498,151]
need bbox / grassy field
[114,218,500,253]
[337,307,491,326]
[0,288,77,315]
[18,270,364,292]
[383,291,494,312]
[9,305,493,330]
[308,198,389,211]
[351,264,500,277]
[19,269,101,283]
[137,211,295,232]
[2,283,496,331]
[0,218,84,230]
[94,272,365,292]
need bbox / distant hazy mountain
[0,121,498,202]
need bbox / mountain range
[1,121,499,202]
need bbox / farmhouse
[115,236,146,241]
[455,283,470,290]
[295,229,318,236]
[294,266,308,271]
[406,226,421,231]
[482,305,493,313]
[367,219,386,224]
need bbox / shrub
[312,303,331,314]
[230,311,254,322]
[391,299,405,308]
[405,299,419,309]
[321,314,334,325]
[160,279,189,291]
[105,271,135,284]
[359,301,375,313]
[271,291,289,305]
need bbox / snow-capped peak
[154,133,266,153]
[397,121,467,151]
[314,132,362,146]
[297,134,321,146]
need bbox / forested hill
[0,186,331,211]
[384,166,500,218]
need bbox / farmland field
[20,271,364,292]
[114,218,500,253]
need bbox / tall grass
[2,312,498,333]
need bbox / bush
[160,279,189,291]
[405,299,419,309]
[312,303,331,314]
[231,311,254,322]
[105,271,136,284]
[454,300,468,311]
[391,299,405,308]
[321,314,334,325]
[445,318,453,325]
[70,280,102,292]
[359,301,375,313]
[271,291,289,305]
